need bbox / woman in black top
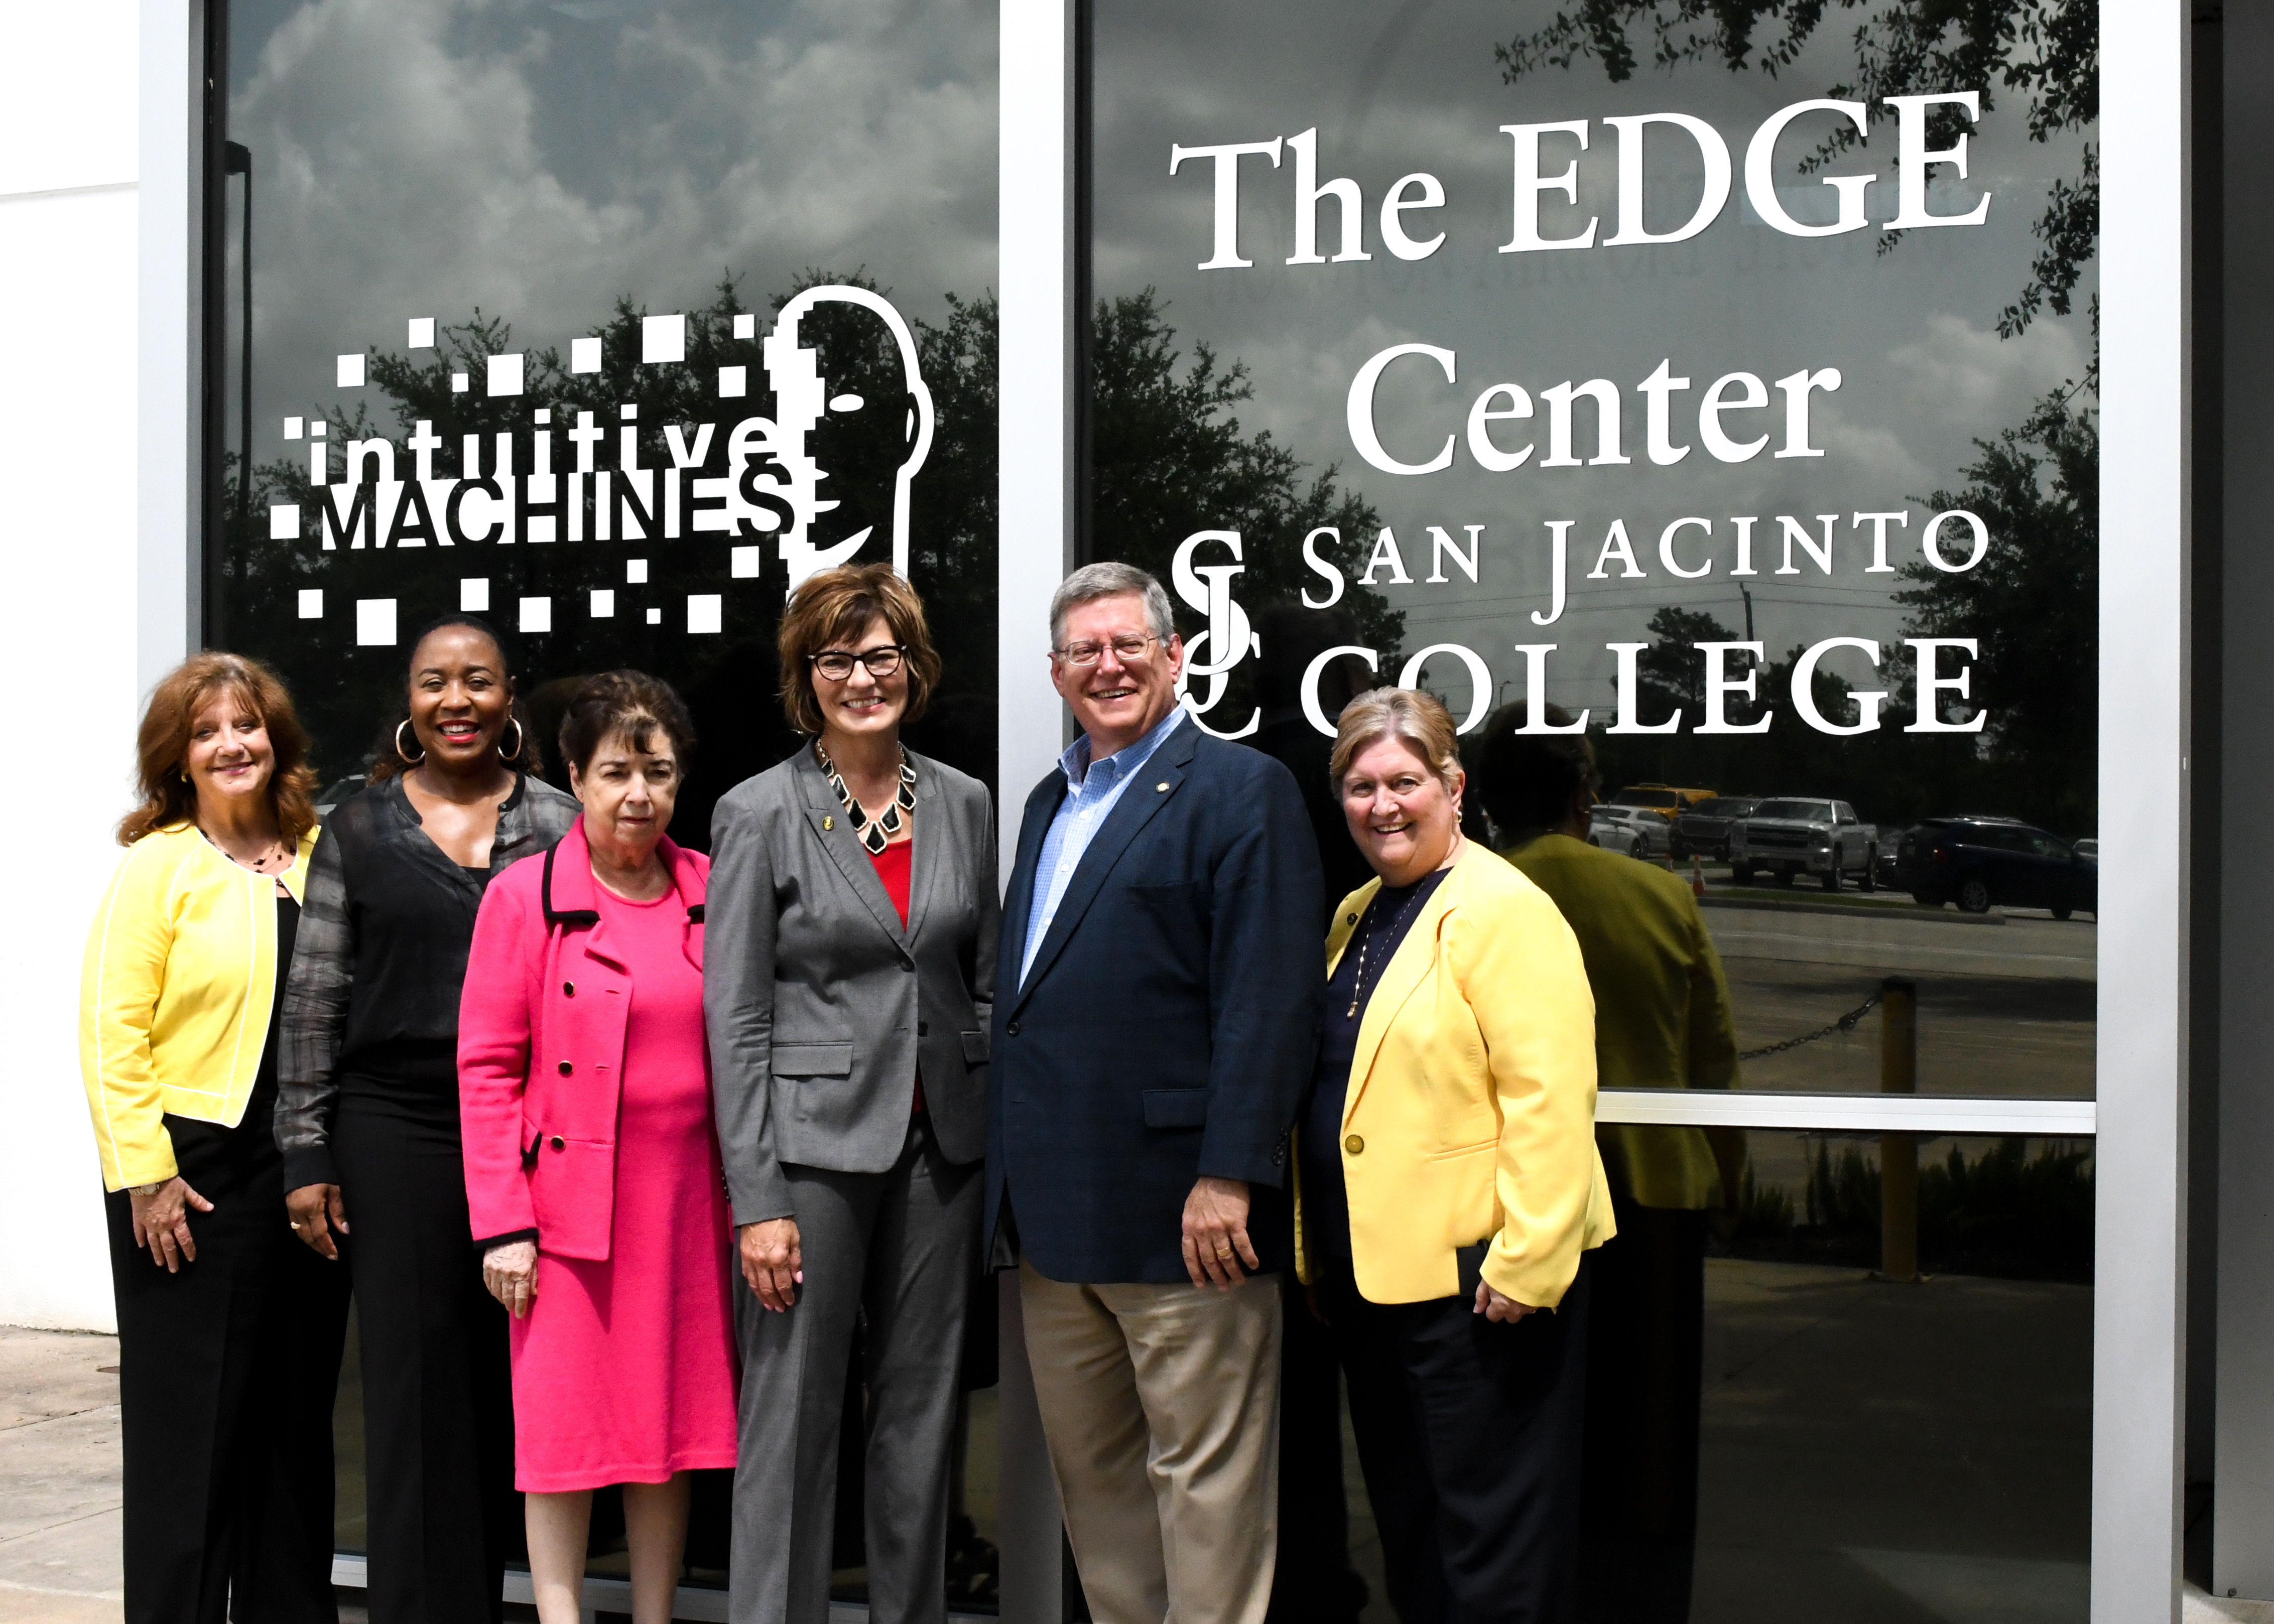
[279,618,577,1624]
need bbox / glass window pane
[1083,1,2097,1098]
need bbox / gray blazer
[705,743,998,1226]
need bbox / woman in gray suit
[705,564,999,1624]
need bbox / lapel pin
[1156,781,1170,792]
[823,816,834,831]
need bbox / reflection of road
[1702,901,2096,1099]
[1696,1258,2090,1624]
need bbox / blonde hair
[1329,688,1463,792]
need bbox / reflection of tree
[1591,390,2095,836]
[1497,0,2097,351]
[217,272,1003,843]
[1085,289,1402,708]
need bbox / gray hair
[1049,562,1175,650]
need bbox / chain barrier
[1738,990,1885,1062]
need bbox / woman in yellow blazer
[1297,688,1612,1624]
[79,652,351,1624]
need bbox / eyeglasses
[810,646,906,681]
[1054,633,1159,667]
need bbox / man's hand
[1473,1280,1536,1324]
[738,1217,803,1312]
[1180,1176,1257,1290]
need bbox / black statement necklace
[816,742,917,857]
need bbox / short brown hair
[1329,688,1464,793]
[556,670,697,777]
[777,565,941,735]
[119,653,319,847]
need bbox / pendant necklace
[1344,882,1430,1019]
[816,742,918,857]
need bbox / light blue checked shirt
[1019,705,1189,991]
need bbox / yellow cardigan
[1297,842,1614,1308]
[79,823,318,1191]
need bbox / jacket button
[901,960,915,972]
[563,982,575,997]
[1006,1020,1021,1037]
[1344,1134,1364,1155]
[919,1021,929,1037]
[558,1061,573,1075]
[549,1136,564,1151]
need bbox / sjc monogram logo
[1173,529,1259,739]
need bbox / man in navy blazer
[989,562,1325,1624]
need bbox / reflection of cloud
[1886,312,2087,429]
[230,0,996,432]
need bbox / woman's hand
[286,1183,350,1260]
[483,1241,539,1318]
[738,1218,803,1312]
[129,1177,213,1272]
[1473,1280,1536,1324]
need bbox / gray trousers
[730,1114,981,1624]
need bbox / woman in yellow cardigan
[1299,688,1612,1624]
[79,652,351,1624]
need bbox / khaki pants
[1019,1261,1283,1624]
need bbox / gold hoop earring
[395,720,426,764]
[498,718,526,762]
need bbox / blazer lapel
[1012,719,1197,1010]
[999,768,1068,994]
[904,757,944,943]
[794,746,909,946]
[1342,853,1473,1125]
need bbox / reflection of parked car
[1896,818,2098,917]
[2074,837,2099,863]
[1606,783,1716,824]
[1875,830,1911,890]
[1730,798,1878,890]
[1671,795,1760,859]
[1589,804,1669,858]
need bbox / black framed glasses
[810,646,906,681]
[1054,633,1159,667]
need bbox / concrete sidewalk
[0,1326,122,1623]
[2,1320,2271,1624]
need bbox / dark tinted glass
[1083,0,2097,1098]
[216,0,1002,839]
[1325,1130,2091,1622]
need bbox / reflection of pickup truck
[1729,798,1879,891]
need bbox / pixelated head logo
[760,286,936,589]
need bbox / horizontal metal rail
[1595,1088,2097,1137]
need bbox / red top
[867,841,924,1113]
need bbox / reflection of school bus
[1604,783,1717,824]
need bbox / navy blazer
[986,716,1327,1284]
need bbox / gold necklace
[1344,881,1431,1018]
[816,743,917,857]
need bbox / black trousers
[1321,1256,1593,1624]
[106,1117,351,1624]
[1268,1271,1368,1624]
[1578,1202,1708,1624]
[333,1086,517,1624]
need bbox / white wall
[0,0,150,1330]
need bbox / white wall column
[995,2,1078,1620]
[2095,1,2192,1618]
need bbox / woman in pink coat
[459,670,737,1624]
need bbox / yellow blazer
[1297,842,1614,1308]
[79,823,318,1191]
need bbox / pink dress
[506,883,739,1491]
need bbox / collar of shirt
[1059,702,1187,793]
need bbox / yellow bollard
[1877,977,1921,1283]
